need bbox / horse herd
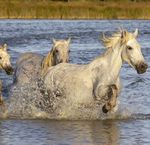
[0,28,148,119]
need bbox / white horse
[14,38,71,85]
[43,29,148,118]
[0,39,71,118]
[0,44,13,105]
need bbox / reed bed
[0,0,150,19]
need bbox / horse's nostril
[59,60,63,63]
[145,63,148,69]
[141,63,148,70]
[136,62,148,74]
[5,66,14,75]
[141,64,145,69]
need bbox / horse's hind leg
[0,81,4,105]
[102,84,118,113]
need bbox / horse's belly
[68,78,93,104]
[45,71,94,105]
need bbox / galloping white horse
[0,44,13,105]
[14,38,71,85]
[43,29,148,117]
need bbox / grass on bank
[0,0,150,19]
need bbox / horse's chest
[99,71,118,85]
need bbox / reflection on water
[0,119,150,145]
[0,19,150,144]
[0,120,120,145]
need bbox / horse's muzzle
[5,66,14,75]
[136,62,148,74]
[59,59,68,63]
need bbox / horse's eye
[127,46,133,50]
[0,57,2,59]
[55,50,59,53]
[68,50,71,53]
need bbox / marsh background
[0,0,150,19]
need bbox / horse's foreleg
[108,77,121,112]
[94,81,120,113]
[0,80,3,105]
[102,84,118,113]
[102,77,121,113]
[0,96,3,105]
[115,77,121,95]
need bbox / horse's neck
[89,47,123,84]
[41,50,53,75]
[106,48,123,81]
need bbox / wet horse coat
[0,29,148,119]
[43,29,148,118]
[13,38,71,85]
[0,39,71,118]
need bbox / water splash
[0,79,149,121]
[1,80,49,119]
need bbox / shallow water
[0,20,150,144]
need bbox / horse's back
[46,63,87,75]
[44,63,84,83]
[16,52,43,66]
[44,63,93,93]
[14,52,44,84]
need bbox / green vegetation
[0,0,150,19]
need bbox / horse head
[121,29,148,74]
[41,38,71,76]
[52,38,71,65]
[0,44,13,75]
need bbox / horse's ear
[101,32,109,49]
[3,43,7,51]
[52,38,57,44]
[121,30,127,39]
[67,37,71,45]
[102,32,106,40]
[133,28,138,38]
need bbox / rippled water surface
[0,20,150,145]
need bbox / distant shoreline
[0,18,150,20]
[0,1,150,19]
[0,18,150,21]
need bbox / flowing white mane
[101,29,133,49]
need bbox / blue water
[0,20,150,145]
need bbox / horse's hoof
[0,101,3,105]
[0,96,4,105]
[102,105,109,113]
